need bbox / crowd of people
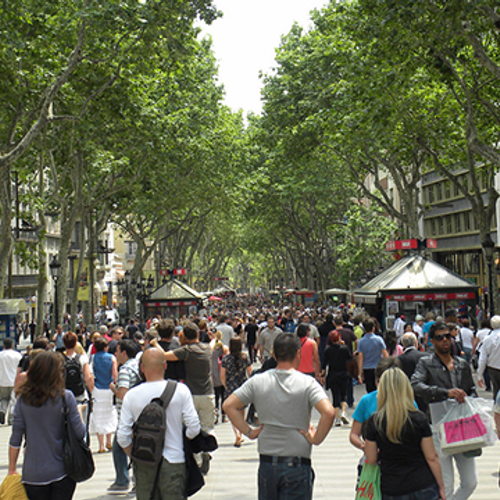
[1,299,499,500]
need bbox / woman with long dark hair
[221,337,252,446]
[384,330,403,357]
[365,368,445,499]
[321,330,351,427]
[8,351,85,500]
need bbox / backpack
[64,354,85,397]
[131,380,177,466]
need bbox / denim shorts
[383,483,440,500]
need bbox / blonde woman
[210,330,228,424]
[365,368,445,500]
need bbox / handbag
[62,395,95,482]
[356,463,381,500]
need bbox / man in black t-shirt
[156,319,184,381]
[318,314,335,363]
[244,317,258,363]
[159,322,214,474]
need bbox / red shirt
[298,337,316,374]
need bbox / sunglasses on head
[434,333,452,341]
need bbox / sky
[200,0,328,115]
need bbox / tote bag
[356,463,382,500]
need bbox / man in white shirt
[0,338,22,425]
[117,348,200,500]
[478,315,500,399]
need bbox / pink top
[298,337,316,374]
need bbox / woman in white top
[459,318,475,364]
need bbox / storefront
[0,299,28,348]
[353,255,479,329]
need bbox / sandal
[98,449,106,454]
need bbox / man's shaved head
[141,348,166,378]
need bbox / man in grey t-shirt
[223,333,334,500]
[256,316,282,360]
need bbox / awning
[0,299,28,315]
[352,294,378,305]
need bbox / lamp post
[482,237,496,316]
[136,275,154,323]
[49,256,61,332]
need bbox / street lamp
[136,275,155,323]
[483,237,496,316]
[49,256,61,331]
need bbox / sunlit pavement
[0,383,498,499]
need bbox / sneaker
[200,452,211,475]
[334,418,341,427]
[107,483,130,494]
[341,413,350,425]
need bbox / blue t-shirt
[358,333,386,370]
[352,390,419,423]
[352,390,378,423]
[423,321,435,346]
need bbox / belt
[259,455,311,466]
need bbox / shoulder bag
[62,395,95,482]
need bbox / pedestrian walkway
[0,384,498,499]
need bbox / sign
[145,300,197,307]
[74,259,90,302]
[159,268,186,276]
[386,238,438,252]
[385,292,476,302]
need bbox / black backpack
[131,380,177,466]
[64,354,85,397]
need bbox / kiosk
[0,299,28,348]
[353,255,479,329]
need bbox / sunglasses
[434,333,452,341]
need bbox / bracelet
[245,427,253,437]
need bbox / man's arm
[381,349,389,358]
[116,394,134,456]
[83,363,94,393]
[357,352,364,384]
[150,339,180,361]
[223,394,263,440]
[300,398,334,445]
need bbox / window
[454,213,462,233]
[464,212,471,231]
[431,219,437,236]
[439,217,444,234]
[446,215,452,234]
[428,185,434,204]
[436,183,443,201]
[125,241,137,259]
[444,181,451,199]
[464,253,480,274]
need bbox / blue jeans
[112,434,129,486]
[258,459,314,500]
[382,484,440,500]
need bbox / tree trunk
[0,166,13,297]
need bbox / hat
[415,315,424,321]
[151,318,159,325]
